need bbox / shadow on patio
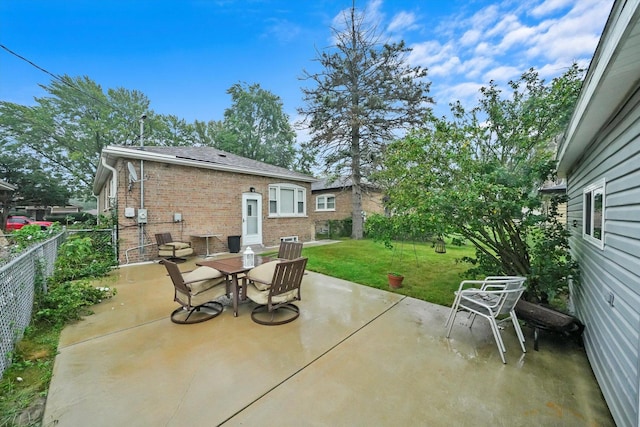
[43,257,614,426]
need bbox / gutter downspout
[139,115,146,259]
[101,156,119,260]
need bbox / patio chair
[445,276,527,363]
[277,241,303,260]
[243,257,308,325]
[164,259,228,324]
[156,233,193,263]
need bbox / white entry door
[242,193,262,246]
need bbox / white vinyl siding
[565,85,640,427]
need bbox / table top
[196,255,273,274]
[191,233,222,238]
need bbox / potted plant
[387,272,404,289]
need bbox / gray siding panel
[607,220,640,240]
[571,239,640,427]
[566,88,640,427]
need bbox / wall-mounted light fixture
[572,220,578,228]
[249,187,256,193]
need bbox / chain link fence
[0,232,65,378]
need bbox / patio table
[190,233,222,257]
[196,255,273,316]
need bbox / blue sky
[1,0,614,132]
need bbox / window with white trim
[583,179,605,249]
[269,183,306,217]
[316,194,336,211]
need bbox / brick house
[93,145,316,264]
[310,176,386,236]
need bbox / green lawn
[297,238,477,307]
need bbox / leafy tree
[153,114,199,147]
[215,82,297,169]
[192,119,224,147]
[0,151,70,205]
[0,76,153,198]
[0,149,71,229]
[298,6,433,239]
[377,65,583,303]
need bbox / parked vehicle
[5,215,53,231]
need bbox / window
[583,179,605,249]
[269,183,306,217]
[316,194,336,211]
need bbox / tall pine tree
[298,4,432,238]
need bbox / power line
[0,43,143,145]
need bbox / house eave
[557,0,640,177]
[0,179,17,192]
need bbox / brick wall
[310,187,386,236]
[104,159,312,264]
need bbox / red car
[5,215,54,231]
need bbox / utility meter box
[124,207,135,218]
[173,213,182,222]
[137,208,148,224]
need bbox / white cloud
[536,61,584,79]
[440,81,484,104]
[525,2,611,62]
[332,0,384,30]
[263,19,301,43]
[483,65,522,83]
[530,0,574,18]
[430,56,462,77]
[474,41,494,56]
[460,29,482,46]
[497,23,537,51]
[407,40,455,68]
[460,56,494,79]
[486,13,521,39]
[330,0,612,118]
[388,11,419,33]
[468,4,501,32]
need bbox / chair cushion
[159,241,191,250]
[184,267,225,295]
[176,281,227,306]
[246,284,298,305]
[246,260,282,291]
[159,248,194,257]
[185,266,223,281]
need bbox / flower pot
[388,273,404,289]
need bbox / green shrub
[38,229,118,325]
[365,213,440,248]
[327,218,352,238]
[49,234,117,284]
[0,226,117,425]
[8,224,63,253]
[44,212,97,226]
[34,280,114,326]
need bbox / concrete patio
[43,255,614,426]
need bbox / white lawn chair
[445,276,527,363]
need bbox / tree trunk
[352,181,363,239]
[350,119,364,239]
